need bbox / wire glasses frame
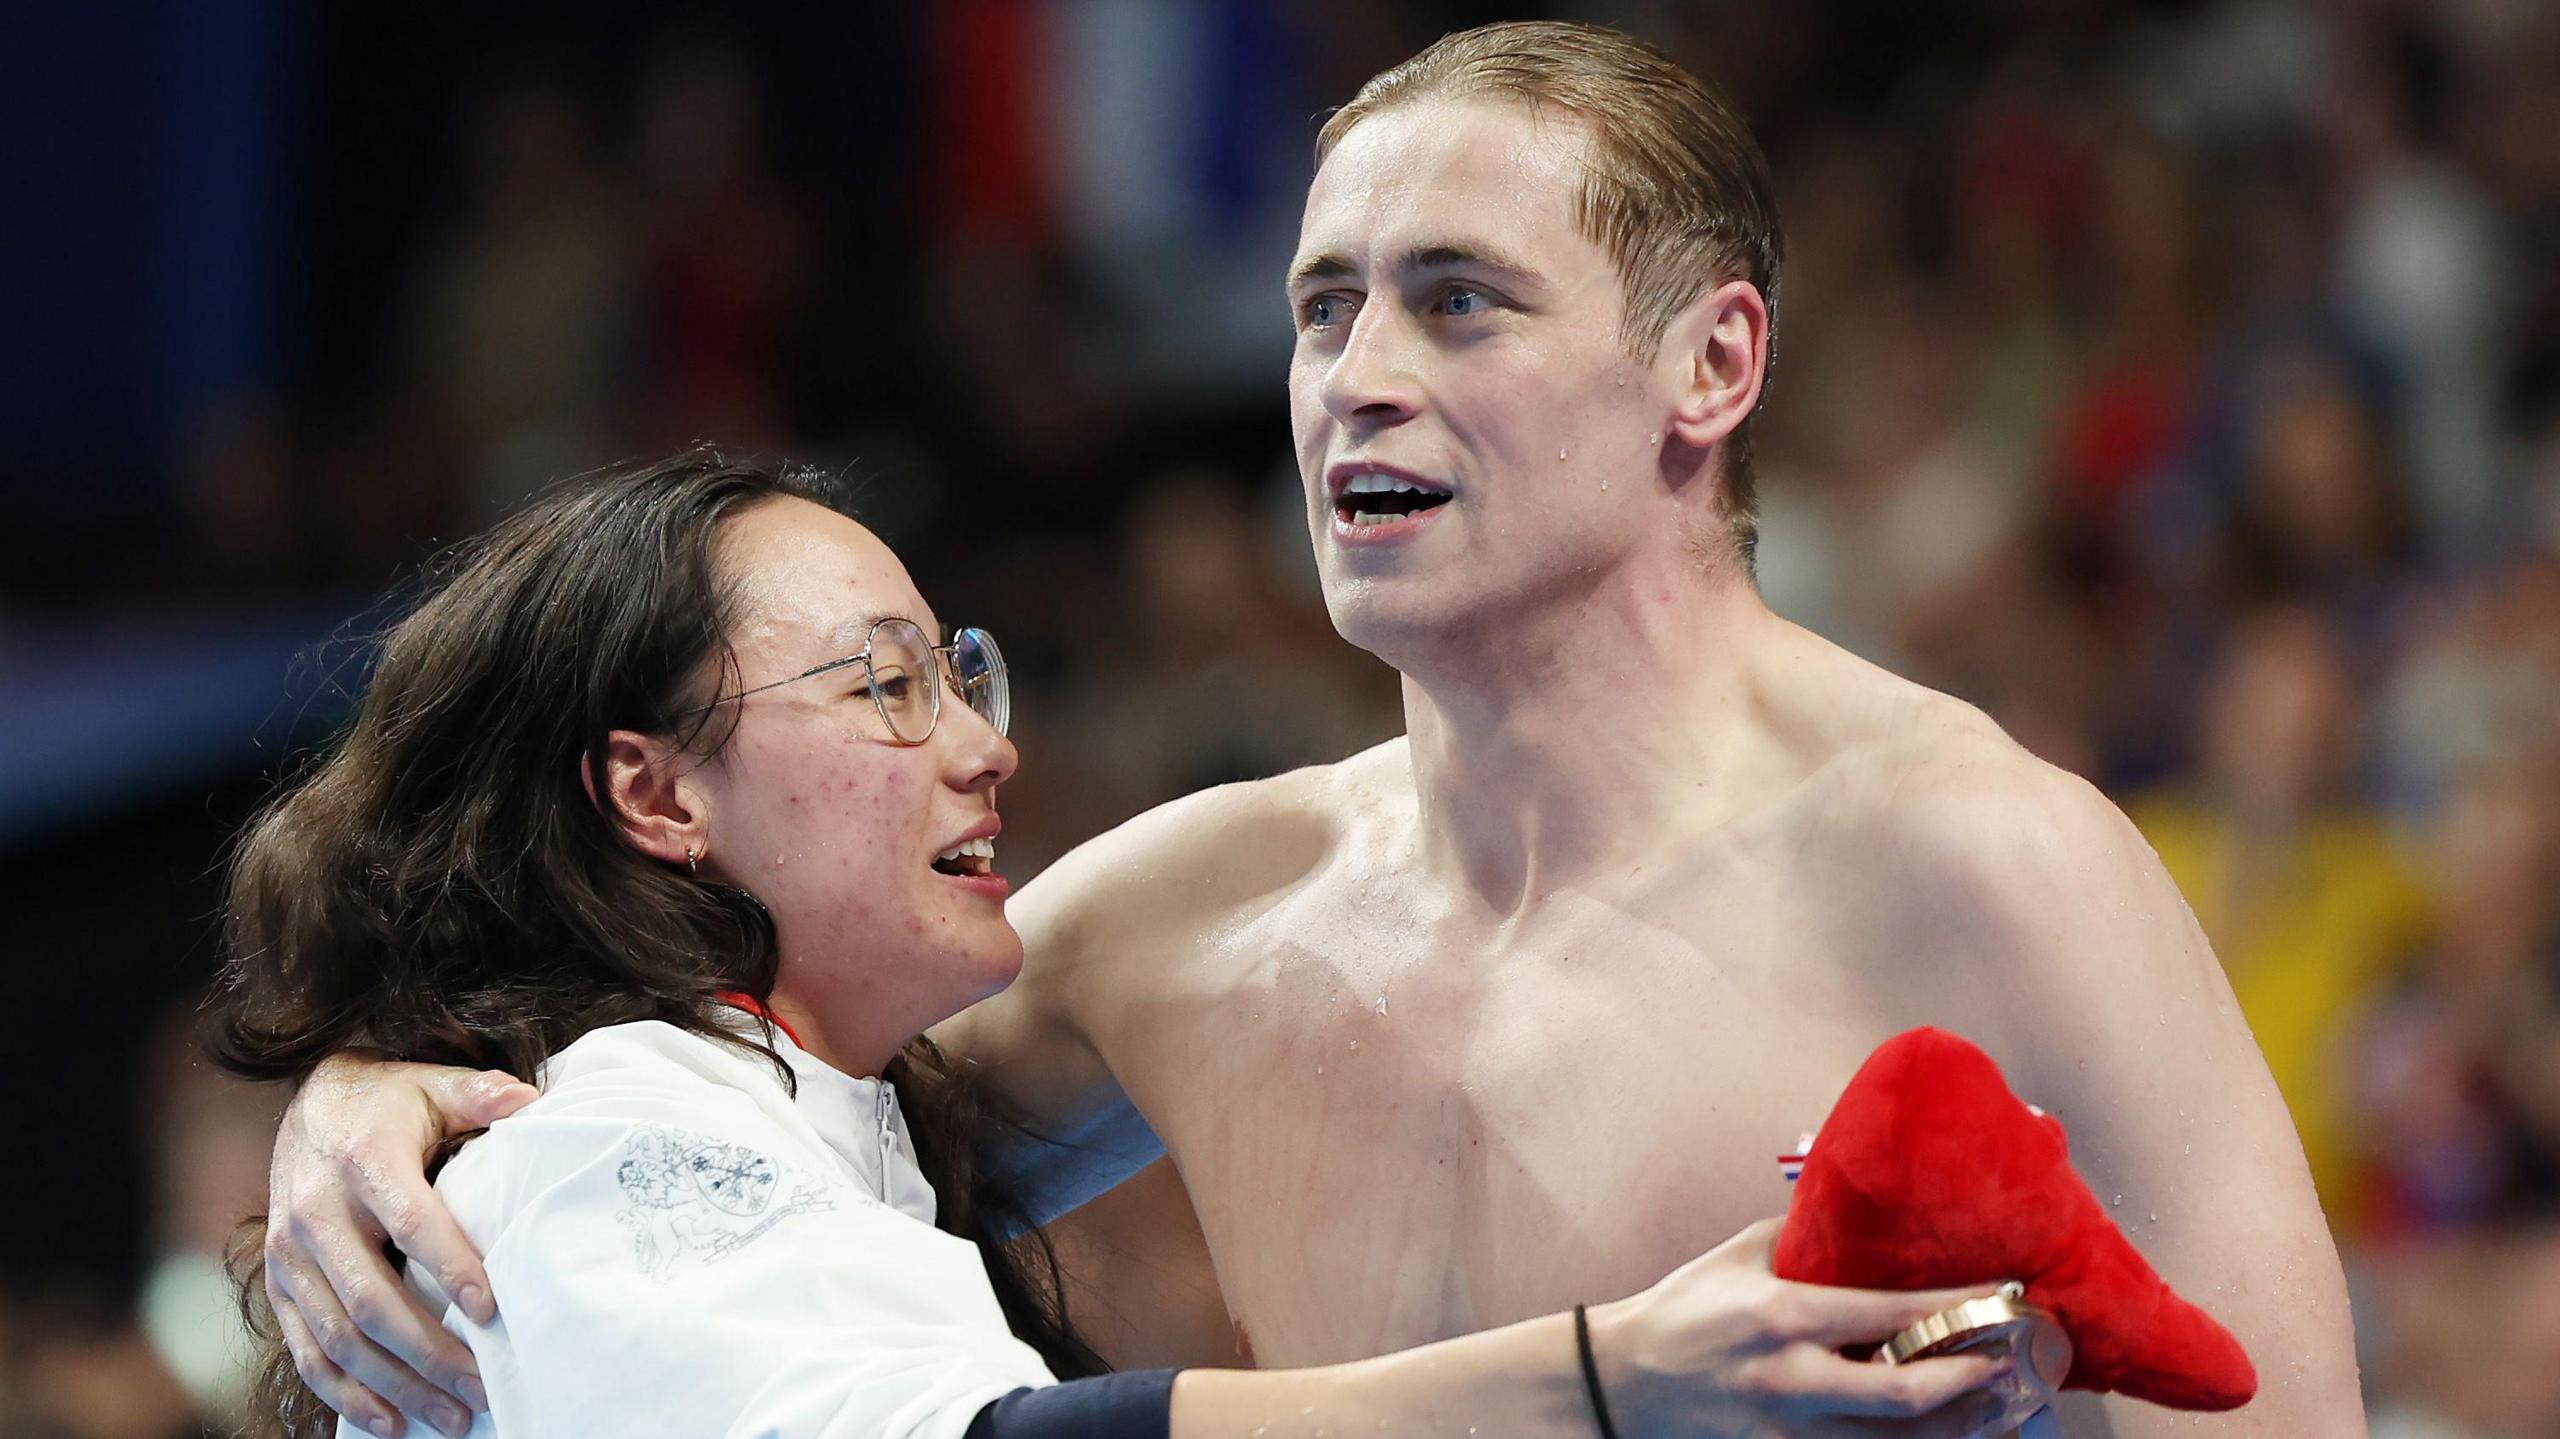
[680,617,1008,745]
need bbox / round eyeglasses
[684,617,1008,745]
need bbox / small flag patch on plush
[1778,1132,1816,1183]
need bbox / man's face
[1287,97,1668,662]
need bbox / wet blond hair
[1317,20,1784,566]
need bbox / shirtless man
[261,22,2361,1437]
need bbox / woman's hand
[263,1053,537,1437]
[1592,1219,2017,1438]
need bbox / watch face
[1881,1298,2074,1431]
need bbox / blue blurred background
[5,2,2558,1434]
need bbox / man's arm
[1887,753,2366,1438]
[261,1057,540,1436]
[930,837,1162,1222]
[938,773,1327,1220]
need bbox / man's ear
[1657,279,1770,452]
[588,730,708,868]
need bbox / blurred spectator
[2331,14,2515,566]
[0,1301,195,1439]
[629,33,817,455]
[0,1010,281,1439]
[398,67,633,517]
[2211,341,2421,653]
[1051,467,1400,828]
[2360,1228,2560,1438]
[136,1011,282,1432]
[2131,606,2432,1219]
[2379,555,2560,815]
[2352,759,2560,1241]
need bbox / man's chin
[1322,579,1482,666]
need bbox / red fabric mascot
[1772,1027,2257,1412]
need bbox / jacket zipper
[876,1085,895,1203]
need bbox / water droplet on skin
[2112,1194,2123,1206]
[1374,994,1388,1016]
[775,853,788,867]
[1557,446,1568,461]
[1348,1039,1359,1051]
[2149,1212,2158,1223]
[1600,476,1610,491]
[1647,432,1659,446]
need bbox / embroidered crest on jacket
[613,1125,838,1280]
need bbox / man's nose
[1320,304,1422,431]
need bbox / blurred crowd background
[6,0,2559,1434]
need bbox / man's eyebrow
[1286,252,1356,290]
[1403,242,1540,282]
[1285,242,1542,291]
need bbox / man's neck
[1396,557,1805,920]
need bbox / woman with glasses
[213,450,2009,1439]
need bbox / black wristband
[963,1368,1179,1438]
[1573,1304,1621,1439]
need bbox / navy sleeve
[963,1369,1180,1439]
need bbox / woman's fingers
[1786,1277,2016,1348]
[1788,1344,2012,1439]
[1809,1345,2005,1418]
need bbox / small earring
[685,845,700,875]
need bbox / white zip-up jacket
[345,1019,1061,1439]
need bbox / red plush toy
[1772,1027,2257,1412]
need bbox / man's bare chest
[1103,872,1906,1364]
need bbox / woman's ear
[1658,278,1771,452]
[590,730,708,868]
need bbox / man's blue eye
[1443,286,1486,316]
[1304,295,1345,329]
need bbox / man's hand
[264,1053,536,1437]
[1599,1219,2020,1438]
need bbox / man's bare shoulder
[1805,686,2129,888]
[1786,684,2189,992]
[1014,738,1407,960]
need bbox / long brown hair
[213,450,1102,1436]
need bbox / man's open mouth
[932,838,995,877]
[1335,472,1453,528]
